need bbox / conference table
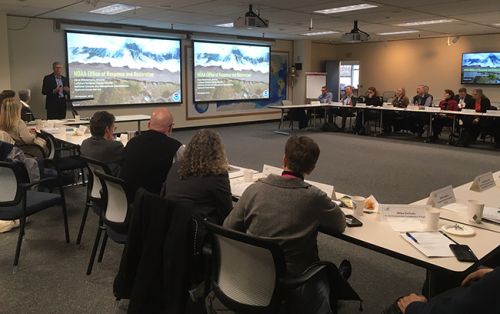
[229,165,500,296]
[270,102,500,141]
[31,114,151,132]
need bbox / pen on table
[406,232,419,244]
[439,231,459,244]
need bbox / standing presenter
[42,61,70,119]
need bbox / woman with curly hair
[162,129,232,224]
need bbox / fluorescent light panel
[90,4,139,15]
[395,19,455,26]
[301,31,339,36]
[216,23,234,27]
[314,4,378,14]
[377,30,419,35]
[493,23,500,26]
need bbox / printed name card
[406,105,419,110]
[427,185,456,208]
[356,103,367,108]
[461,109,476,114]
[470,172,496,192]
[379,204,427,218]
[262,164,282,176]
[382,104,394,108]
[424,107,441,112]
[486,110,500,116]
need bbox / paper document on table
[441,203,468,213]
[387,218,426,232]
[483,207,500,224]
[401,232,455,257]
[231,181,254,197]
[305,180,334,198]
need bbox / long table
[269,103,500,141]
[31,114,151,132]
[229,165,500,295]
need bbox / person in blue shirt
[318,86,333,103]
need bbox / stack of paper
[401,232,455,257]
[483,207,500,224]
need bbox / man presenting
[42,62,69,119]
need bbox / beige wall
[311,34,500,102]
[0,12,11,88]
[6,16,291,130]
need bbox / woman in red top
[429,89,459,142]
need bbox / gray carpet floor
[1,121,499,314]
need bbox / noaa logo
[172,92,181,102]
[262,90,269,97]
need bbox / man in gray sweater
[224,135,346,314]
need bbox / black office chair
[86,170,131,275]
[0,161,70,273]
[76,156,112,245]
[202,221,361,313]
[38,131,87,184]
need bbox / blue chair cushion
[0,191,62,220]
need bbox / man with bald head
[121,108,183,199]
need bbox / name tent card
[380,204,427,218]
[427,185,456,208]
[470,172,496,192]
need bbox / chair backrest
[0,161,25,206]
[281,100,292,106]
[95,170,129,224]
[39,131,56,160]
[203,221,286,313]
[0,130,15,144]
[80,156,111,199]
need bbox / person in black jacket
[42,61,69,119]
[121,108,183,200]
[458,88,492,147]
[18,89,35,122]
[353,86,383,134]
[454,87,474,109]
[162,129,232,224]
[396,267,499,314]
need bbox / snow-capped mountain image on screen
[66,32,182,106]
[193,41,270,102]
[461,52,500,85]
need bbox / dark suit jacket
[406,267,500,314]
[80,136,124,176]
[20,104,35,122]
[162,162,232,224]
[121,130,182,200]
[41,73,69,109]
[454,94,474,108]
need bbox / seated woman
[0,96,48,155]
[162,129,232,224]
[353,86,383,134]
[428,89,459,143]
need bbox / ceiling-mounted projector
[341,20,370,43]
[234,4,269,29]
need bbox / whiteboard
[306,72,327,99]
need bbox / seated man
[224,135,347,314]
[396,267,499,314]
[333,85,357,131]
[18,89,36,122]
[453,87,474,109]
[121,108,183,200]
[80,111,124,176]
[458,88,493,147]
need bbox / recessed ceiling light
[215,22,234,28]
[314,4,378,14]
[395,19,455,26]
[90,4,139,15]
[377,30,419,35]
[301,31,339,36]
[493,23,500,26]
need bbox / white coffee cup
[127,131,136,139]
[352,196,365,217]
[74,115,81,122]
[120,133,128,142]
[243,169,254,182]
[467,200,484,223]
[425,209,440,231]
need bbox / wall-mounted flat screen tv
[193,41,270,102]
[66,31,182,106]
[461,52,500,85]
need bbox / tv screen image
[461,52,500,85]
[193,41,270,102]
[66,32,182,106]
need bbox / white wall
[6,16,291,130]
[311,34,500,102]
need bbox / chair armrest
[19,177,58,189]
[279,264,329,289]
